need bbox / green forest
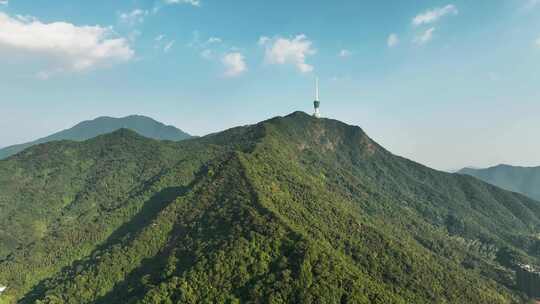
[0,112,539,303]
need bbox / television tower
[313,77,321,118]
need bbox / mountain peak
[0,115,192,160]
[255,111,380,162]
[284,110,313,119]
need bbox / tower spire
[315,77,319,101]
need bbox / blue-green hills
[0,115,192,160]
[460,165,540,202]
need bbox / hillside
[0,112,539,303]
[0,115,192,160]
[460,165,540,202]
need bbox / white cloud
[187,30,201,48]
[206,37,222,44]
[153,0,200,14]
[154,34,175,53]
[119,9,148,26]
[338,49,352,57]
[164,40,175,52]
[330,75,351,82]
[0,12,133,76]
[187,32,244,77]
[259,34,316,73]
[413,5,458,26]
[414,27,436,44]
[0,0,8,6]
[200,49,213,59]
[164,0,200,7]
[187,31,223,49]
[258,36,270,46]
[387,33,399,47]
[222,52,247,77]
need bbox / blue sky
[0,0,539,170]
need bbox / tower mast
[316,77,319,101]
[313,77,321,118]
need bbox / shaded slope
[0,115,192,160]
[0,112,539,303]
[460,165,540,201]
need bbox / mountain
[0,115,192,160]
[459,165,540,202]
[0,112,539,303]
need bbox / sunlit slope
[0,112,539,303]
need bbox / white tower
[313,77,321,118]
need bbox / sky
[0,0,539,171]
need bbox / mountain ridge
[459,164,540,202]
[0,112,539,303]
[0,115,192,160]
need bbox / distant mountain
[459,164,540,201]
[0,115,192,159]
[0,112,539,303]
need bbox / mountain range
[460,165,540,202]
[0,115,192,160]
[0,112,539,303]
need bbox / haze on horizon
[1,0,539,171]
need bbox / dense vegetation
[460,165,540,202]
[0,115,191,160]
[0,112,539,303]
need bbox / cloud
[0,0,8,6]
[206,37,222,44]
[153,34,175,53]
[387,33,399,47]
[414,27,436,44]
[413,5,458,26]
[200,49,213,59]
[187,31,223,49]
[0,12,133,76]
[259,34,316,73]
[119,9,148,26]
[187,32,225,62]
[258,36,270,46]
[187,32,244,77]
[163,40,175,52]
[164,0,201,7]
[153,0,200,14]
[222,52,247,77]
[338,49,352,57]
